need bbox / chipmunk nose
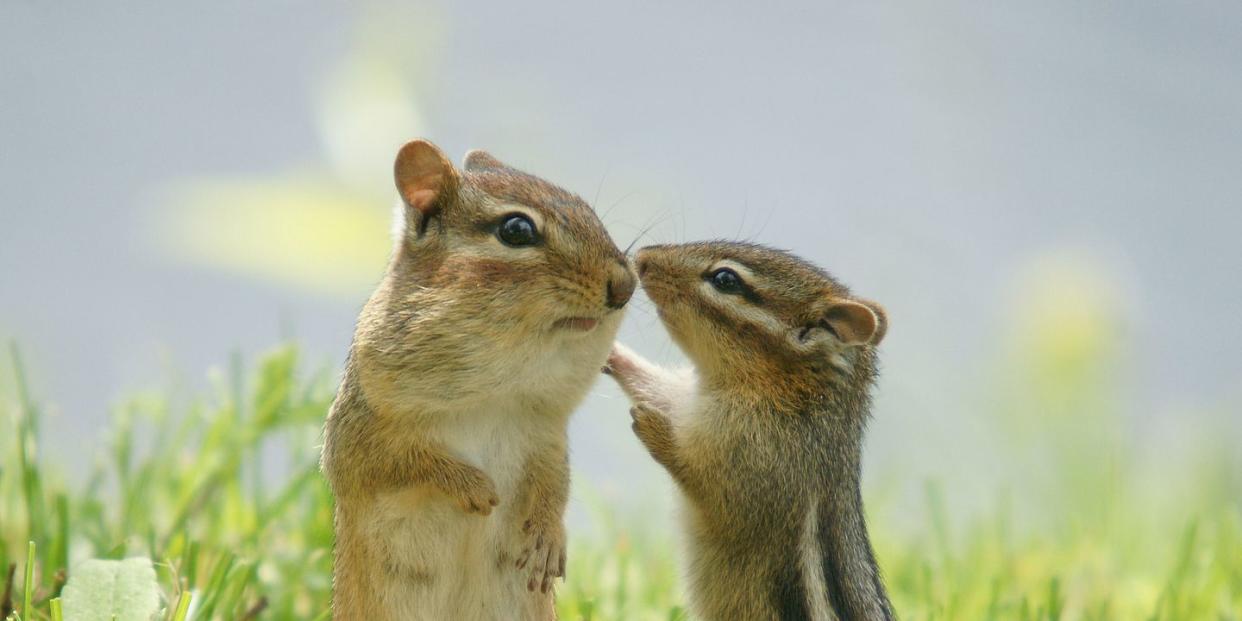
[605,262,636,310]
[633,245,664,278]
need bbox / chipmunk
[604,242,894,621]
[321,139,635,621]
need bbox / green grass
[1,342,1239,620]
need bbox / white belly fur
[364,405,552,621]
[353,326,616,620]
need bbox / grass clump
[1,342,1239,619]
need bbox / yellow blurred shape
[316,53,425,192]
[156,177,391,296]
[147,4,439,297]
[1008,251,1122,391]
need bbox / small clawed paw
[455,473,499,516]
[604,346,636,378]
[629,405,673,452]
[629,404,667,431]
[515,518,566,593]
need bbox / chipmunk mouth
[553,316,600,332]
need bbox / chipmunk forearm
[606,343,695,415]
[329,429,497,512]
[606,344,709,500]
[652,451,706,501]
[399,447,487,489]
[516,443,569,520]
[511,442,570,591]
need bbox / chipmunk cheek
[431,256,527,290]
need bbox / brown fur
[606,242,895,621]
[323,140,633,620]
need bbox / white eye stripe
[459,245,541,261]
[698,281,785,335]
[707,260,755,281]
[491,203,545,230]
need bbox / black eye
[497,213,538,247]
[709,268,743,294]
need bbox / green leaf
[60,558,161,621]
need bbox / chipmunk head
[635,241,885,395]
[364,140,634,407]
[393,139,634,333]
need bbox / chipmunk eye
[708,268,744,294]
[497,213,538,247]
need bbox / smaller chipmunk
[605,242,894,621]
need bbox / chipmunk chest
[366,405,544,584]
[435,402,545,491]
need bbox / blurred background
[2,1,1239,542]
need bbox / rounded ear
[394,139,458,218]
[858,299,887,345]
[821,300,883,346]
[462,149,506,172]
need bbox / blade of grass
[1,564,13,619]
[21,542,33,618]
[193,551,235,620]
[183,541,199,588]
[10,344,47,551]
[169,591,191,621]
[51,495,69,577]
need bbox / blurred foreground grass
[1,343,1239,620]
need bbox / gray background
[2,1,1239,526]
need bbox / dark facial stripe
[739,285,765,306]
[699,268,765,305]
[697,293,788,354]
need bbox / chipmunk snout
[605,261,636,309]
[634,248,655,277]
[634,246,666,278]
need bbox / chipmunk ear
[394,139,459,219]
[462,149,506,172]
[858,299,887,345]
[819,299,885,346]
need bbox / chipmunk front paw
[630,404,676,465]
[515,514,566,593]
[603,343,652,402]
[446,467,500,516]
[602,344,634,376]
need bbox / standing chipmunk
[322,139,635,621]
[604,242,894,621]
